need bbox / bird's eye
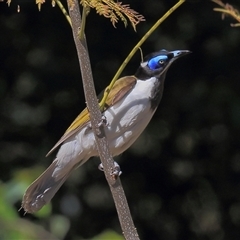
[148,55,168,70]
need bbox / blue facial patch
[148,55,168,70]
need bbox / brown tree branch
[66,0,139,239]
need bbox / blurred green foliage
[1,0,240,239]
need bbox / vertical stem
[66,0,140,239]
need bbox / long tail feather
[22,160,72,213]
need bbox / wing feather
[46,75,137,156]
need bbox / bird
[22,49,190,213]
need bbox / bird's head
[135,49,191,80]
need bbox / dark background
[1,0,240,239]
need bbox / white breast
[104,77,158,155]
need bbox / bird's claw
[111,161,122,177]
[98,163,104,171]
[86,115,107,130]
[98,161,122,178]
[98,115,108,128]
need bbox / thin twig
[66,0,139,239]
[55,0,72,26]
[78,6,89,39]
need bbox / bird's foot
[87,115,107,132]
[98,161,122,178]
[98,115,108,127]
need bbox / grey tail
[21,161,71,213]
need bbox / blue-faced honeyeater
[22,49,190,213]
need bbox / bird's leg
[95,114,108,137]
[98,114,108,127]
[98,161,122,178]
[87,115,108,130]
[111,161,122,178]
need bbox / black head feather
[135,49,190,109]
